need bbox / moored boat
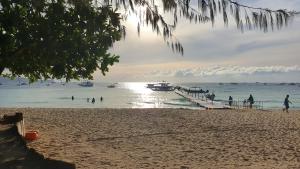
[107,84,116,88]
[78,81,93,87]
[148,82,174,91]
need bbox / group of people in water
[228,94,292,112]
[71,96,103,104]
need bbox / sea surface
[0,80,300,109]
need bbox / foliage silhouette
[0,0,298,81]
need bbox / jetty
[175,87,230,109]
[175,86,264,110]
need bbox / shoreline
[1,108,300,169]
[1,106,300,110]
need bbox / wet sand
[1,108,300,169]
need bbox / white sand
[1,108,300,169]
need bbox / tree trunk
[0,66,4,75]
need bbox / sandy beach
[1,108,300,169]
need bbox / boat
[149,82,174,91]
[107,84,116,88]
[17,82,27,86]
[146,83,155,88]
[107,82,118,88]
[78,81,93,87]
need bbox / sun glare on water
[124,82,158,108]
[125,82,152,95]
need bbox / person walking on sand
[229,96,233,106]
[248,94,254,109]
[283,95,292,113]
[71,96,74,100]
[100,96,103,102]
[92,98,95,104]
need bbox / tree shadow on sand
[0,124,75,169]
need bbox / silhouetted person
[71,96,74,100]
[92,98,95,104]
[100,96,103,101]
[283,95,292,113]
[211,93,215,104]
[248,94,254,109]
[229,96,233,106]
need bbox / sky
[95,0,300,83]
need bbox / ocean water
[0,81,299,109]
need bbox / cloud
[105,0,300,82]
[148,65,300,77]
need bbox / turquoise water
[0,81,299,109]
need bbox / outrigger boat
[146,81,174,91]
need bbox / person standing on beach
[248,94,254,109]
[283,95,292,113]
[100,96,103,102]
[71,96,74,100]
[92,98,95,104]
[229,96,233,106]
[211,93,215,104]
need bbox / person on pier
[248,94,254,109]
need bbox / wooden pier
[175,90,230,109]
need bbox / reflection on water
[124,82,155,108]
[123,82,189,108]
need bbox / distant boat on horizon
[78,81,93,87]
[107,84,115,88]
[17,82,27,86]
[107,82,118,88]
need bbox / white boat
[148,82,174,91]
[78,81,93,87]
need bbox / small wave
[58,97,72,100]
[17,101,48,104]
[143,101,155,104]
[163,101,192,106]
